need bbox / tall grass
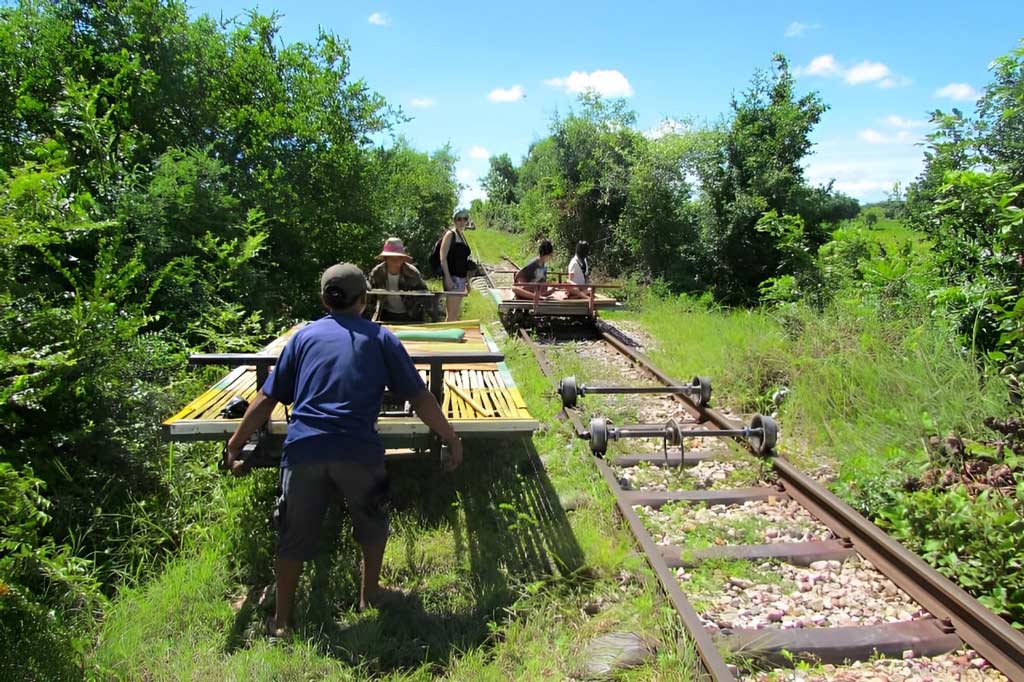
[462,228,530,269]
[612,296,1008,493]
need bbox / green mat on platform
[393,328,465,342]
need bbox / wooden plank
[441,381,452,418]
[483,373,513,417]
[166,319,539,437]
[177,369,253,421]
[479,371,502,416]
[505,387,530,416]
[166,417,541,439]
[168,366,249,422]
[444,379,493,417]
[199,381,257,420]
[415,363,498,371]
[451,371,465,419]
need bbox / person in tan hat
[224,262,463,638]
[366,237,431,322]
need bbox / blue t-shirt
[261,313,426,466]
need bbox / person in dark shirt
[512,239,555,300]
[225,263,463,638]
[439,208,473,321]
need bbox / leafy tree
[482,153,518,205]
[0,4,458,668]
[698,54,830,303]
[978,41,1024,182]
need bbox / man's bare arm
[226,391,278,461]
[409,388,463,470]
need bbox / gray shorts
[447,276,467,292]
[275,459,389,560]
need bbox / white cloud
[459,182,487,206]
[884,115,928,129]
[879,75,912,88]
[935,82,980,101]
[857,129,888,144]
[456,168,486,205]
[469,145,490,159]
[845,60,889,85]
[488,85,524,102]
[796,54,909,88]
[644,118,688,139]
[857,128,918,145]
[409,97,435,108]
[857,113,932,145]
[799,54,841,77]
[805,149,924,200]
[544,69,634,97]
[785,21,820,37]
[367,12,389,26]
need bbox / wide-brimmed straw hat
[377,237,413,260]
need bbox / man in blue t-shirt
[225,263,464,638]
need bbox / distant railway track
[507,313,1024,682]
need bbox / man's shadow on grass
[226,438,586,675]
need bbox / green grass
[609,294,1009,512]
[91,300,702,680]
[462,227,531,269]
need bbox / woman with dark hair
[439,208,472,321]
[512,239,554,300]
[566,240,590,298]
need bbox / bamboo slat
[445,379,492,417]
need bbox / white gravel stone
[688,555,925,632]
[639,498,834,547]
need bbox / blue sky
[188,1,1024,204]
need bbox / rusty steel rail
[590,324,1024,681]
[519,327,735,681]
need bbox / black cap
[320,263,368,302]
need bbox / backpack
[428,230,448,276]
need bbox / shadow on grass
[226,438,585,675]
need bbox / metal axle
[585,414,777,458]
[559,375,712,409]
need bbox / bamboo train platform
[490,286,619,317]
[162,319,538,451]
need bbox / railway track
[511,316,1024,681]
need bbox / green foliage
[479,57,854,299]
[877,484,1024,626]
[699,55,835,303]
[0,1,457,669]
[978,41,1024,181]
[481,153,518,206]
[896,40,1024,383]
[0,582,85,682]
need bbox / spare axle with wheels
[584,414,777,458]
[558,375,712,409]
